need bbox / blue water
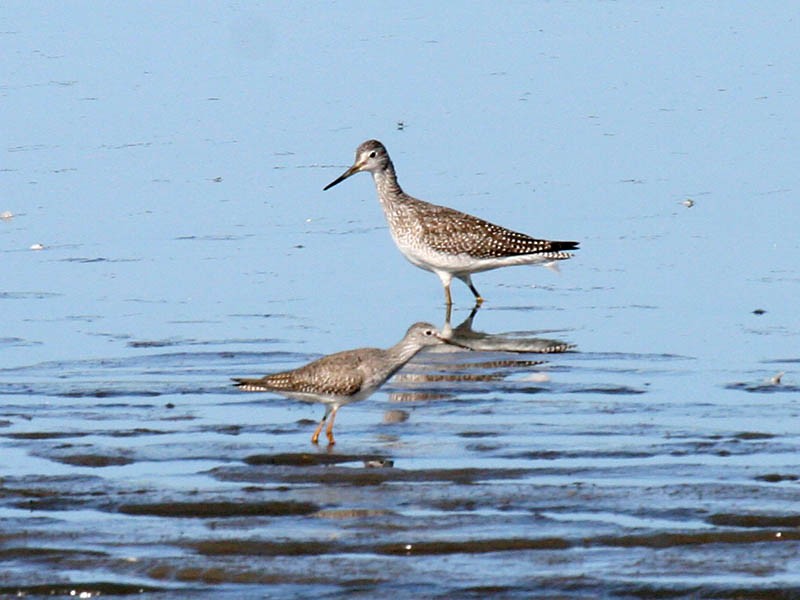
[2,3,799,597]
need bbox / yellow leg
[311,407,331,444]
[311,419,324,444]
[325,406,339,445]
[444,284,453,307]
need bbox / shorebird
[233,322,455,445]
[324,140,579,306]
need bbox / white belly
[394,235,552,276]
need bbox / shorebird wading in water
[233,322,456,445]
[324,140,579,306]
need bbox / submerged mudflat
[2,334,799,598]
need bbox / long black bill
[323,164,360,191]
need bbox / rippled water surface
[2,3,799,598]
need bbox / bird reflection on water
[233,304,575,445]
[441,302,574,354]
[389,302,575,403]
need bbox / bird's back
[386,194,578,261]
[235,347,383,397]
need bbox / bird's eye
[369,151,377,158]
[425,329,434,336]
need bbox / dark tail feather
[232,377,268,392]
[550,240,579,252]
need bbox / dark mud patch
[593,529,800,547]
[51,453,135,467]
[187,536,571,557]
[314,508,394,519]
[244,452,390,467]
[734,431,776,440]
[3,431,90,440]
[707,513,800,528]
[190,539,344,556]
[756,473,799,483]
[613,584,800,600]
[0,546,108,562]
[375,537,572,555]
[143,563,336,586]
[0,582,167,596]
[60,388,163,398]
[211,464,532,486]
[457,430,501,438]
[118,500,319,518]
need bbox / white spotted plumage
[324,140,579,305]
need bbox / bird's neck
[372,161,404,206]
[384,338,424,373]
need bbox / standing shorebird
[324,140,579,306]
[233,322,455,445]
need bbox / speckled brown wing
[406,200,578,260]
[234,348,379,396]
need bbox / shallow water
[3,3,800,598]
